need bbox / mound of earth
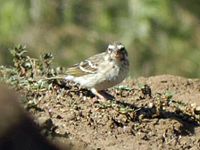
[23,75,200,150]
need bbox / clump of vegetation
[1,45,64,108]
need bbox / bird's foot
[91,88,115,102]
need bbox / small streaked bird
[65,42,129,100]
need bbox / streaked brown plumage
[65,42,129,100]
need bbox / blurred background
[0,0,200,78]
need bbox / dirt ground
[22,75,200,150]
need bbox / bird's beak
[115,51,124,60]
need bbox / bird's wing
[66,52,106,77]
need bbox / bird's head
[106,42,128,62]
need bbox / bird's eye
[107,48,112,53]
[107,44,115,52]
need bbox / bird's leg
[91,88,106,101]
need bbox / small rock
[65,112,76,121]
[194,106,200,114]
[148,102,154,108]
[37,116,51,126]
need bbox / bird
[64,42,129,101]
